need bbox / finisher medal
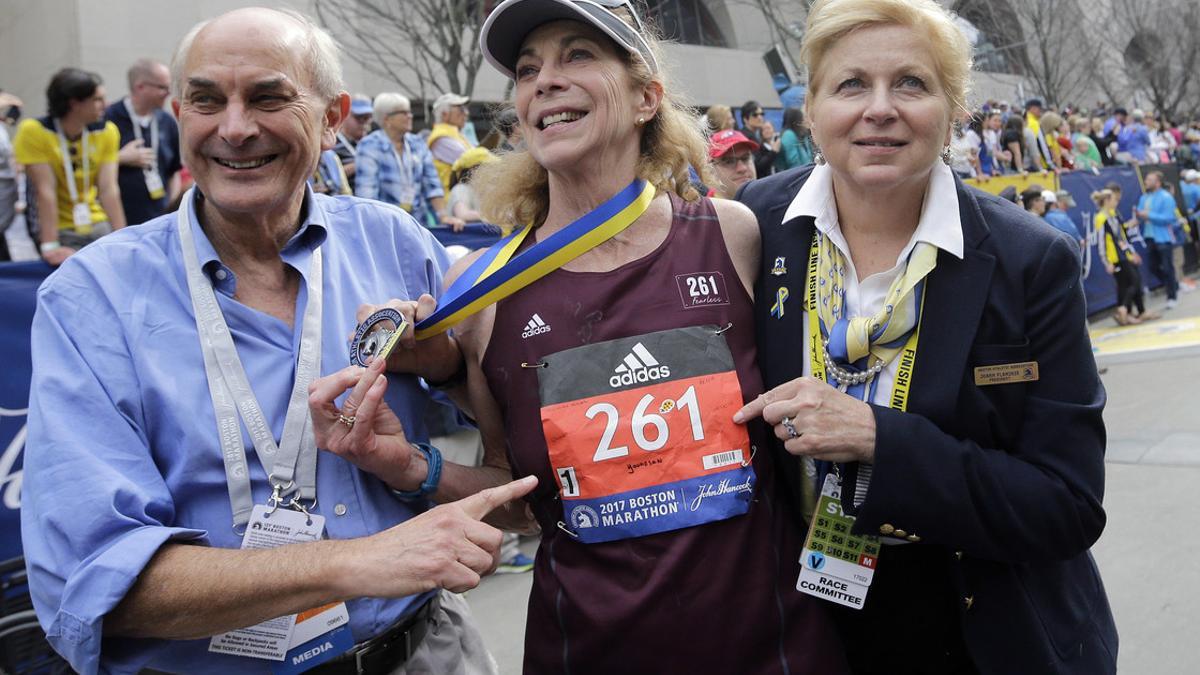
[349,308,409,367]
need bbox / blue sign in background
[1056,165,1151,312]
[0,261,51,563]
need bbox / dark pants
[1115,262,1142,314]
[1145,239,1178,301]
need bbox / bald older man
[21,8,529,674]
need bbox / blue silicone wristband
[391,443,443,501]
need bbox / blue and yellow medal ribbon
[415,179,656,339]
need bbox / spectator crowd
[6,59,1200,288]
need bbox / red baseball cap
[709,129,759,159]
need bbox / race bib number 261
[538,326,756,544]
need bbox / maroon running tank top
[481,194,847,674]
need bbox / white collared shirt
[784,161,965,407]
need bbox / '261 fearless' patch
[675,271,730,310]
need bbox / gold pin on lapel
[771,256,787,276]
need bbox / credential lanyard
[54,119,89,205]
[391,141,415,194]
[414,178,656,339]
[122,98,159,169]
[338,132,356,158]
[803,230,923,511]
[805,230,922,412]
[176,188,324,529]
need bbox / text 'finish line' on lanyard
[795,230,927,611]
[177,188,323,530]
[805,229,923,414]
[412,178,657,340]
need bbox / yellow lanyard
[805,230,923,412]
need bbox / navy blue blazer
[739,166,1118,674]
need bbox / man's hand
[342,475,538,596]
[118,139,156,169]
[442,214,467,232]
[761,120,779,147]
[310,357,422,490]
[42,246,76,267]
[733,377,877,463]
[353,296,463,383]
[0,92,23,121]
[108,475,540,639]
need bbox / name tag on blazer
[974,361,1039,386]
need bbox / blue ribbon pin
[771,287,789,319]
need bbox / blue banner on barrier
[430,223,504,251]
[1056,165,1164,314]
[0,261,51,562]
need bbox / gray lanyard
[391,138,415,189]
[337,132,356,158]
[123,97,159,170]
[176,189,324,529]
[53,119,88,204]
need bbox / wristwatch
[39,241,61,254]
[391,443,443,500]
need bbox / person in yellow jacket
[1092,188,1146,325]
[427,92,473,193]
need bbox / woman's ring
[781,416,800,439]
[337,413,356,429]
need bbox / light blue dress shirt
[1118,124,1151,162]
[1137,189,1178,243]
[1043,209,1082,240]
[1181,182,1200,220]
[22,188,451,674]
[354,130,444,228]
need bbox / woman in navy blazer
[734,0,1117,672]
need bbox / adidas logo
[609,342,671,388]
[521,313,552,338]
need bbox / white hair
[171,7,343,101]
[372,92,410,127]
[433,98,455,120]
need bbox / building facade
[0,0,1184,123]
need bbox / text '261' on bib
[538,325,757,544]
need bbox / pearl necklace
[822,338,885,387]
